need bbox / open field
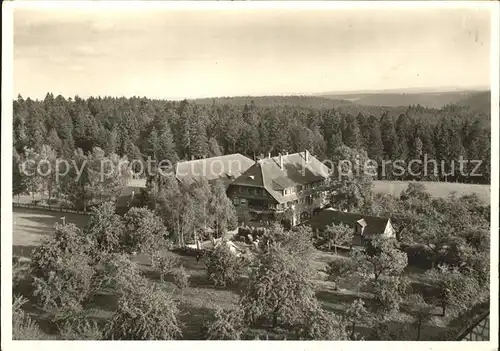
[13,206,469,340]
[13,207,89,258]
[373,181,490,203]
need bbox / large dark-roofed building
[227,150,330,226]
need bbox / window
[240,198,247,205]
[232,197,240,206]
[238,186,244,193]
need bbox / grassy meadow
[12,205,478,340]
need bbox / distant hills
[315,89,490,112]
[190,95,353,109]
[454,91,491,114]
[190,89,490,115]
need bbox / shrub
[237,227,266,243]
[295,306,348,340]
[13,295,46,340]
[30,223,96,310]
[205,243,242,287]
[154,255,179,282]
[30,223,93,278]
[32,252,95,310]
[324,258,353,288]
[204,307,245,340]
[122,207,168,255]
[104,283,181,340]
[59,322,103,340]
[94,253,147,295]
[171,266,190,290]
[372,276,410,315]
[13,260,32,295]
[53,304,103,340]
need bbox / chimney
[279,153,284,170]
[305,150,309,163]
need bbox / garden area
[12,184,490,341]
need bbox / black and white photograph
[1,1,498,347]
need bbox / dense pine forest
[13,93,491,183]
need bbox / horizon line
[14,85,491,102]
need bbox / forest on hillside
[12,94,491,184]
[315,91,490,112]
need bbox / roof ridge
[177,153,254,164]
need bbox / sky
[13,5,492,100]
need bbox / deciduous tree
[321,223,354,254]
[344,299,367,339]
[85,202,124,253]
[104,282,181,340]
[351,237,408,281]
[240,244,316,328]
[372,276,410,315]
[405,293,433,340]
[122,207,168,263]
[210,180,237,238]
[327,145,373,212]
[205,307,245,340]
[205,242,242,287]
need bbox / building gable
[230,150,329,204]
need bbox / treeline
[13,93,490,184]
[13,145,130,211]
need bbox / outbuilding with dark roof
[304,207,396,247]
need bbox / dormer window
[356,219,367,236]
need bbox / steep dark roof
[176,154,254,185]
[230,151,330,203]
[305,207,390,236]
